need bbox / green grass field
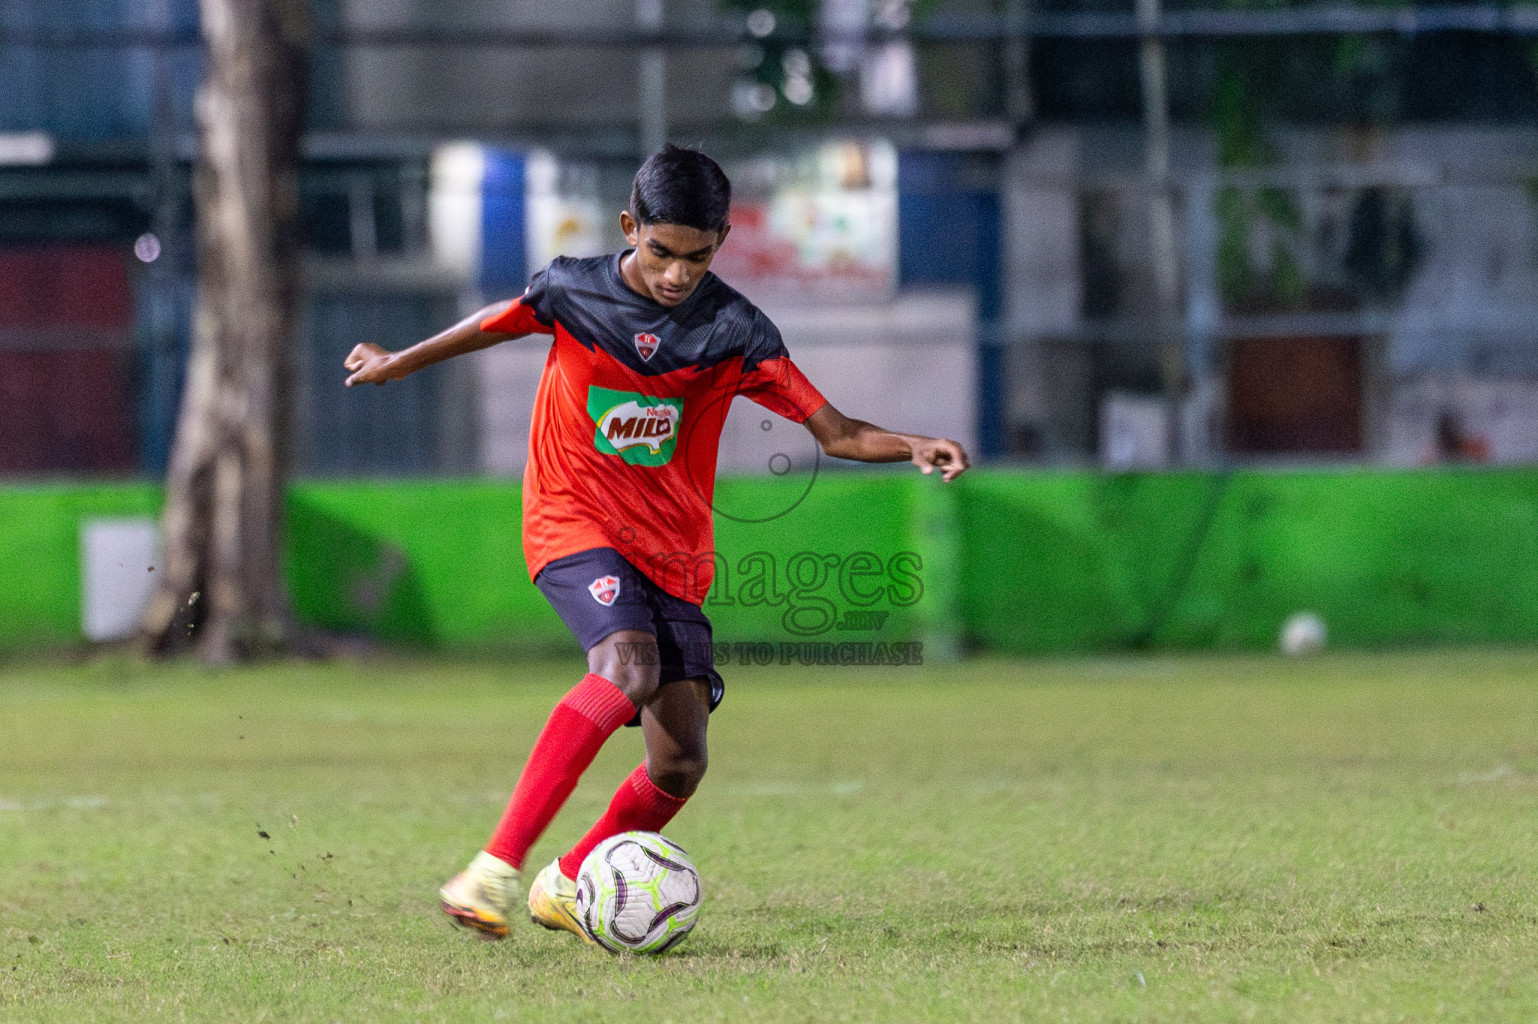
[2,651,1537,1022]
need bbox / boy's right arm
[343,299,524,387]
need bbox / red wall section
[0,245,132,332]
[0,246,136,475]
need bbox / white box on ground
[1101,392,1171,470]
[81,518,163,642]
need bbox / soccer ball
[1279,611,1327,657]
[574,831,702,954]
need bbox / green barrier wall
[6,469,1538,656]
[284,474,927,655]
[0,484,163,654]
[958,468,1538,653]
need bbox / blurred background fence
[4,0,1538,652]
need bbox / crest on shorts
[634,332,660,361]
[588,575,621,606]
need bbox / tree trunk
[142,0,310,662]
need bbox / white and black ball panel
[574,831,703,954]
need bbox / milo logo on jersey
[588,386,684,466]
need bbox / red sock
[557,762,688,880]
[484,674,636,870]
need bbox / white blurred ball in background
[1279,612,1327,657]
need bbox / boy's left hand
[911,438,969,482]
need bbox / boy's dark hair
[630,143,732,233]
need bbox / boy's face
[619,211,730,307]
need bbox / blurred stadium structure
[3,0,1538,476]
[6,0,1538,657]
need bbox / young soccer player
[343,144,969,942]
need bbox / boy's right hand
[344,343,398,387]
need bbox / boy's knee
[609,663,660,707]
[588,634,661,706]
[648,752,707,799]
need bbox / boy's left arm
[803,403,970,482]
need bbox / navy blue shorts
[535,547,724,722]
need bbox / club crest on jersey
[588,575,620,606]
[587,386,684,467]
[634,332,660,360]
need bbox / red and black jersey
[481,253,827,606]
